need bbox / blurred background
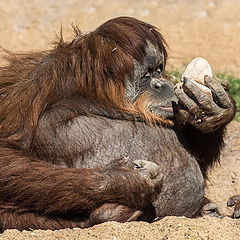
[0,0,240,75]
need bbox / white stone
[182,57,213,95]
[182,57,213,85]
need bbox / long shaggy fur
[0,17,168,150]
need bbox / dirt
[1,216,240,240]
[0,0,240,239]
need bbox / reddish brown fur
[0,141,158,231]
[0,17,168,148]
[133,91,173,126]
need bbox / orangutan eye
[143,71,151,78]
[156,64,164,73]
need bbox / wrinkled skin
[126,42,178,119]
[174,75,235,133]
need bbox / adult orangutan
[0,17,236,231]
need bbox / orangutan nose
[150,78,165,91]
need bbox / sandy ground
[1,216,240,240]
[0,0,240,239]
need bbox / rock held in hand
[181,57,213,96]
